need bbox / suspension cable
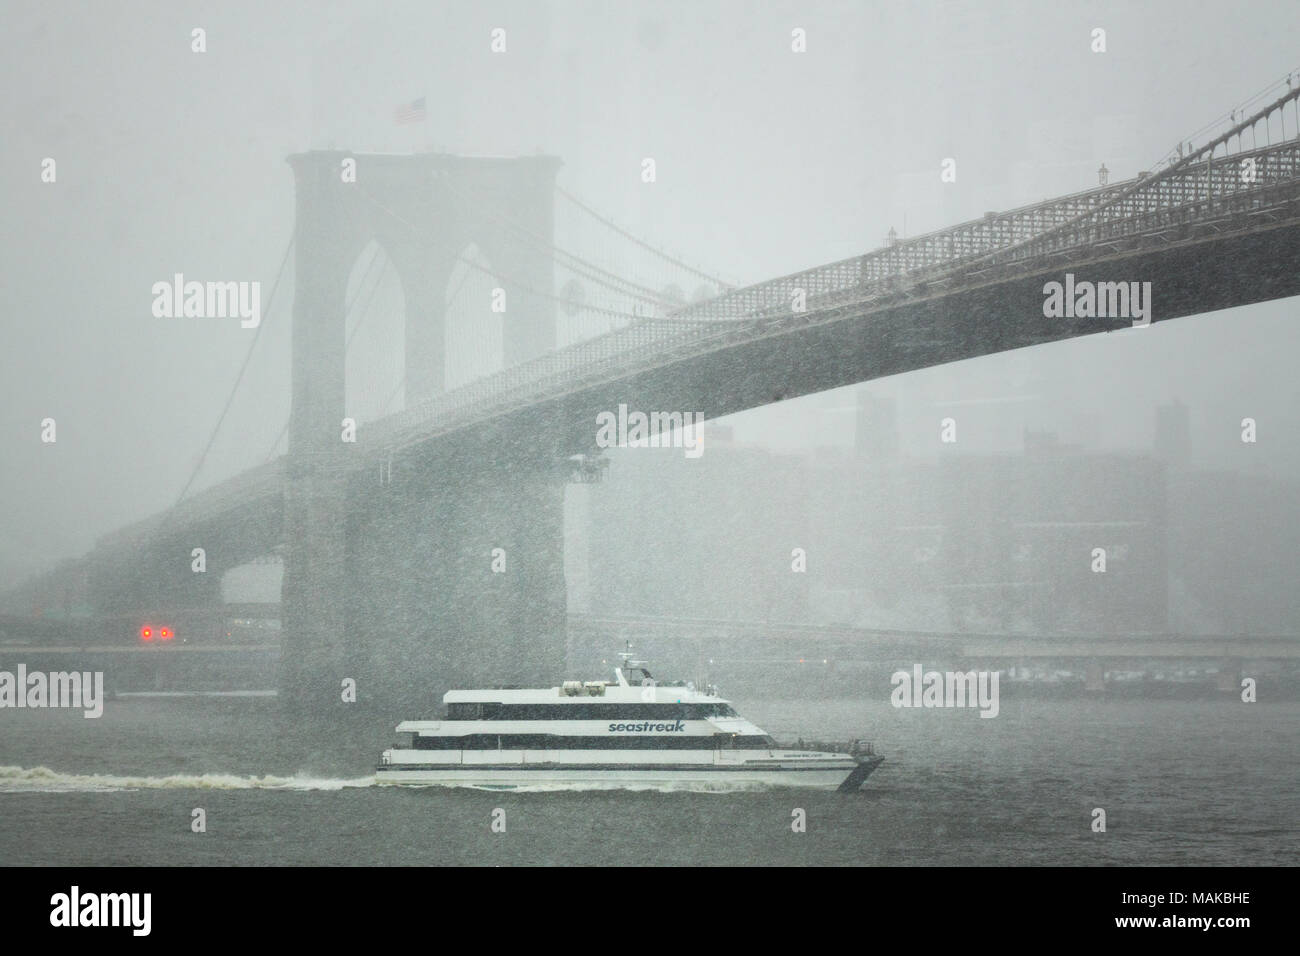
[170,232,294,508]
[555,183,732,289]
[438,174,683,307]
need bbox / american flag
[394,96,426,124]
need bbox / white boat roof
[433,651,727,706]
[443,685,730,705]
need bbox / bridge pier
[280,472,352,712]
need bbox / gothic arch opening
[343,238,407,420]
[444,243,505,389]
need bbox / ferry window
[448,702,501,719]
[458,703,741,720]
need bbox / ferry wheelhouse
[376,650,883,791]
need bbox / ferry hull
[375,757,883,791]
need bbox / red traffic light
[140,626,153,641]
[160,627,173,641]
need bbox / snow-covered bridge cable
[169,231,294,511]
[554,183,733,289]
[437,174,680,307]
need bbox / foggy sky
[3,0,1299,585]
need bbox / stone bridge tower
[282,151,566,713]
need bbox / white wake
[0,766,783,795]
[0,765,374,794]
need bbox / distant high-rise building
[855,391,899,460]
[1154,401,1191,468]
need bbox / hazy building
[575,424,1172,636]
[576,440,811,623]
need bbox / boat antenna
[617,640,649,673]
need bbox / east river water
[0,694,1295,866]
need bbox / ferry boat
[376,649,883,791]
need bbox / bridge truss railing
[671,156,1300,326]
[972,145,1300,267]
[666,85,1300,323]
[966,85,1300,269]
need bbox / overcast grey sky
[3,0,1299,584]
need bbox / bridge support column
[280,473,351,712]
[280,152,362,713]
[1084,660,1106,694]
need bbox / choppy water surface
[1,695,1295,865]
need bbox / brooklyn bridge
[6,79,1300,710]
